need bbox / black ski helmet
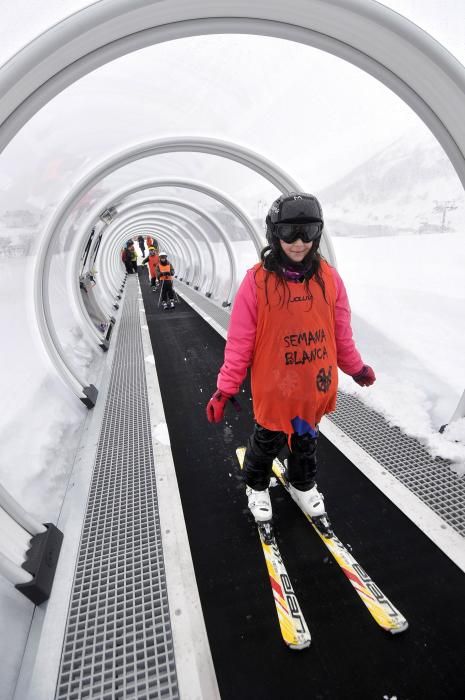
[265,192,324,245]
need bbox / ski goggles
[274,221,323,243]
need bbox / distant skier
[156,252,175,310]
[127,242,138,273]
[121,242,136,274]
[141,246,160,290]
[121,246,131,274]
[206,192,375,523]
[138,235,146,257]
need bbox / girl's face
[279,238,313,263]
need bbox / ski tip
[388,620,409,635]
[288,638,311,651]
[236,447,246,470]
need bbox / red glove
[352,365,376,387]
[206,390,240,423]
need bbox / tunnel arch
[1,0,465,189]
[34,137,317,402]
[103,208,206,288]
[2,4,464,412]
[77,194,229,335]
[111,215,198,284]
[71,179,260,343]
[72,195,247,349]
[78,203,220,341]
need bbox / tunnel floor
[139,270,465,700]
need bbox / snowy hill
[320,128,465,237]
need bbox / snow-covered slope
[321,128,465,237]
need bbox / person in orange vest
[156,252,175,310]
[141,246,160,290]
[206,192,375,524]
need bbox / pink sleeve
[217,269,257,395]
[331,267,364,376]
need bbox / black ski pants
[161,279,174,302]
[243,423,317,491]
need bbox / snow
[334,231,465,471]
[322,127,465,237]
[0,256,88,700]
[153,422,171,446]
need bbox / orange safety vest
[147,254,159,277]
[158,262,173,281]
[251,261,338,434]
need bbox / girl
[156,252,176,310]
[206,192,375,523]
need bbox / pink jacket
[217,265,364,396]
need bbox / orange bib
[158,262,173,281]
[251,261,338,434]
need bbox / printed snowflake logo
[278,372,299,397]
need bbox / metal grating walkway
[55,278,179,700]
[329,392,465,537]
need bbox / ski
[236,448,311,650]
[272,457,408,635]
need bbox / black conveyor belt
[140,271,465,700]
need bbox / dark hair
[255,237,327,309]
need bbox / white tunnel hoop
[103,200,221,294]
[86,184,246,318]
[1,2,465,185]
[78,184,243,332]
[78,202,219,342]
[35,137,309,401]
[105,209,204,287]
[110,216,195,285]
[117,218,193,281]
[1,3,463,412]
[72,184,251,345]
[110,225,182,278]
[116,228,181,287]
[110,199,218,290]
[97,204,232,335]
[75,181,238,297]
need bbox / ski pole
[158,280,164,308]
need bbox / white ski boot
[246,486,272,522]
[169,300,175,309]
[288,483,326,518]
[162,301,168,311]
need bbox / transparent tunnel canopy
[1,3,465,696]
[0,0,464,504]
[0,7,465,514]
